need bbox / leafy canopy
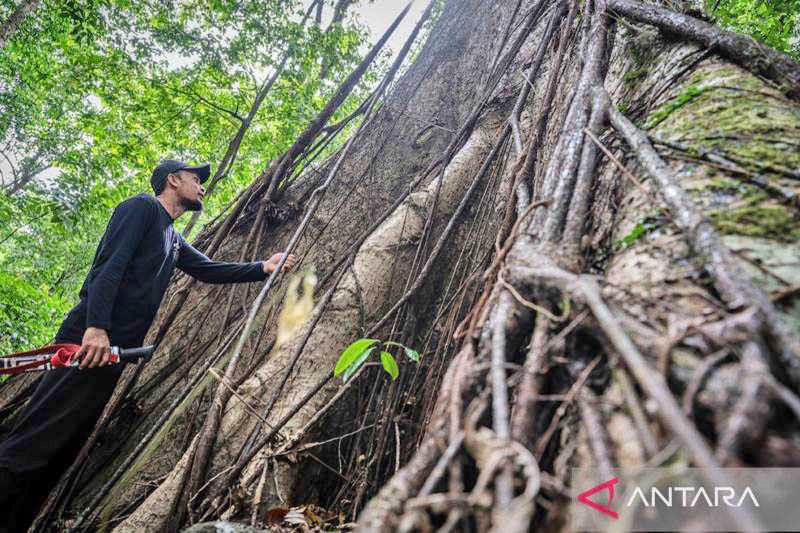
[710,0,800,59]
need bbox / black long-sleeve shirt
[56,193,267,347]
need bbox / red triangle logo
[577,477,620,519]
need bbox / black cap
[151,159,211,194]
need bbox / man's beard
[181,197,203,212]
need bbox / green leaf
[380,351,399,380]
[342,347,375,382]
[334,338,379,377]
[404,347,420,362]
[383,341,420,362]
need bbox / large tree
[2,0,800,531]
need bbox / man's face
[172,170,205,212]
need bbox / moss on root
[646,85,713,128]
[649,65,800,171]
[709,204,800,241]
[646,62,800,243]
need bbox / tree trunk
[330,0,356,27]
[13,0,798,530]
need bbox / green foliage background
[0,0,384,353]
[710,0,799,59]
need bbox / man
[0,159,297,529]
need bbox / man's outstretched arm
[176,235,297,283]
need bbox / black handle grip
[118,345,155,364]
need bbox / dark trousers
[0,350,125,531]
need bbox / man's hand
[263,252,298,274]
[78,327,112,369]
